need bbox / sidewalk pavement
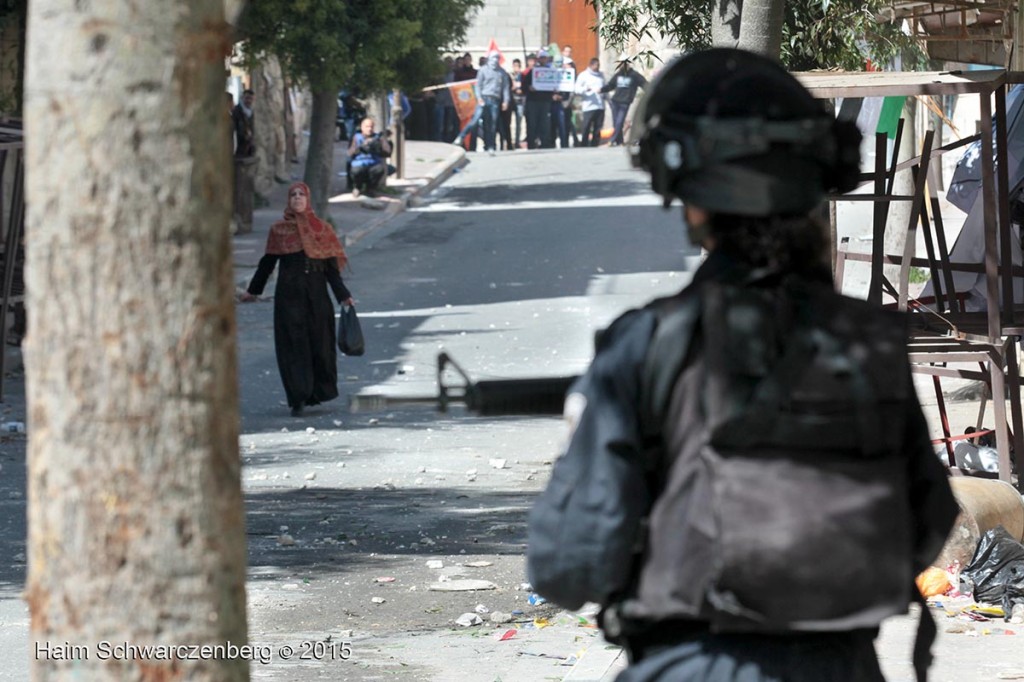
[232,139,468,289]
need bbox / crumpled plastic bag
[960,525,1024,616]
[916,566,952,597]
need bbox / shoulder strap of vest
[639,294,702,454]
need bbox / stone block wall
[457,0,546,62]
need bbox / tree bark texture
[24,2,249,680]
[711,0,784,59]
[252,57,289,197]
[303,89,339,218]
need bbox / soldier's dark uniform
[527,49,958,682]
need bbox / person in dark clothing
[601,58,647,145]
[232,89,257,233]
[241,182,354,417]
[522,49,554,149]
[232,88,256,158]
[510,58,527,148]
[527,49,958,682]
[453,53,478,83]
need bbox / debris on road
[428,580,497,592]
[455,613,483,627]
[426,560,444,569]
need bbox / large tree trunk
[252,56,290,197]
[24,2,249,680]
[304,89,339,218]
[711,0,784,58]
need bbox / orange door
[548,0,599,70]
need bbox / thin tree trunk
[711,0,743,47]
[24,2,249,680]
[711,0,785,58]
[304,89,339,218]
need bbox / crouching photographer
[347,117,392,198]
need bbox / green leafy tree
[240,0,481,215]
[589,0,922,69]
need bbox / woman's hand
[343,297,355,307]
[239,292,258,303]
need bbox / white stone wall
[456,0,546,62]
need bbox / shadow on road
[244,484,535,579]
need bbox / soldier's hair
[708,213,829,275]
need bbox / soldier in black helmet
[527,48,957,682]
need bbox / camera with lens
[362,133,387,157]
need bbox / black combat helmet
[630,48,862,216]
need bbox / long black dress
[247,253,351,410]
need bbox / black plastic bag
[960,525,1024,615]
[337,305,364,356]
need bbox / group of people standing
[518,48,648,149]
[435,46,649,152]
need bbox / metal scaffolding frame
[798,69,1024,488]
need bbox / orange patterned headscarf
[265,182,348,271]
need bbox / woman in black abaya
[241,182,353,416]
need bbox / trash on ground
[374,577,396,583]
[960,526,1024,615]
[455,613,483,627]
[474,604,490,614]
[528,593,547,606]
[428,580,497,592]
[917,567,953,597]
[371,597,386,604]
[426,560,444,569]
[533,617,551,628]
[498,629,517,641]
[277,534,295,546]
[489,458,507,469]
[463,561,493,568]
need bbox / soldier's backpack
[636,274,918,632]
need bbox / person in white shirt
[574,58,606,147]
